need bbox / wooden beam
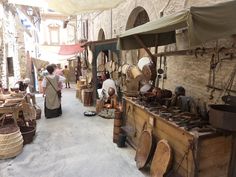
[134,35,156,62]
[153,47,236,57]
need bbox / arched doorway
[123,7,150,95]
[98,28,105,41]
[125,7,150,64]
[126,6,150,30]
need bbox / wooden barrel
[113,111,122,143]
[83,89,93,106]
[77,80,86,88]
[78,85,87,101]
[96,99,104,113]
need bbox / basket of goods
[34,104,41,120]
[10,88,19,93]
[18,103,36,145]
[0,113,23,159]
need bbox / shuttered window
[7,57,14,76]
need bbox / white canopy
[46,0,124,15]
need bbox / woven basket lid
[150,139,172,177]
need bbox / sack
[57,91,62,98]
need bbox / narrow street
[0,87,145,177]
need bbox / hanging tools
[208,54,217,100]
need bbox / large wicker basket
[0,114,23,159]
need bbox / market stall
[79,38,120,107]
[117,1,236,177]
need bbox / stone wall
[0,4,21,88]
[89,0,236,105]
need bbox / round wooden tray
[150,139,172,177]
[135,130,154,169]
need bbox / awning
[46,0,124,15]
[58,44,84,55]
[118,1,236,50]
[32,58,49,70]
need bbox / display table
[123,97,232,177]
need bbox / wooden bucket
[78,85,87,101]
[113,132,120,143]
[150,139,172,177]
[113,111,122,143]
[0,121,23,160]
[77,80,86,88]
[96,99,104,113]
[130,66,143,81]
[83,89,93,106]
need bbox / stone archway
[125,6,150,65]
[97,28,105,41]
[126,6,150,30]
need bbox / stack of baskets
[0,114,23,159]
[17,103,37,145]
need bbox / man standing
[63,65,70,88]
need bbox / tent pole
[134,34,157,85]
[133,35,155,63]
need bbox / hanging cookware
[157,56,164,74]
[140,83,152,94]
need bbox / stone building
[0,1,41,89]
[80,0,236,105]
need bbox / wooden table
[123,97,232,177]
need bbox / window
[82,20,88,39]
[48,24,60,45]
[7,57,14,76]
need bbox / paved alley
[0,87,146,177]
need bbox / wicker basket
[34,104,41,120]
[0,125,23,159]
[20,126,36,145]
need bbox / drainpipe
[110,9,112,38]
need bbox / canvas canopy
[118,1,236,50]
[32,58,49,70]
[46,0,124,15]
[58,44,84,55]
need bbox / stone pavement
[0,87,147,177]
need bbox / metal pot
[209,104,236,131]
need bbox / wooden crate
[124,98,232,177]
